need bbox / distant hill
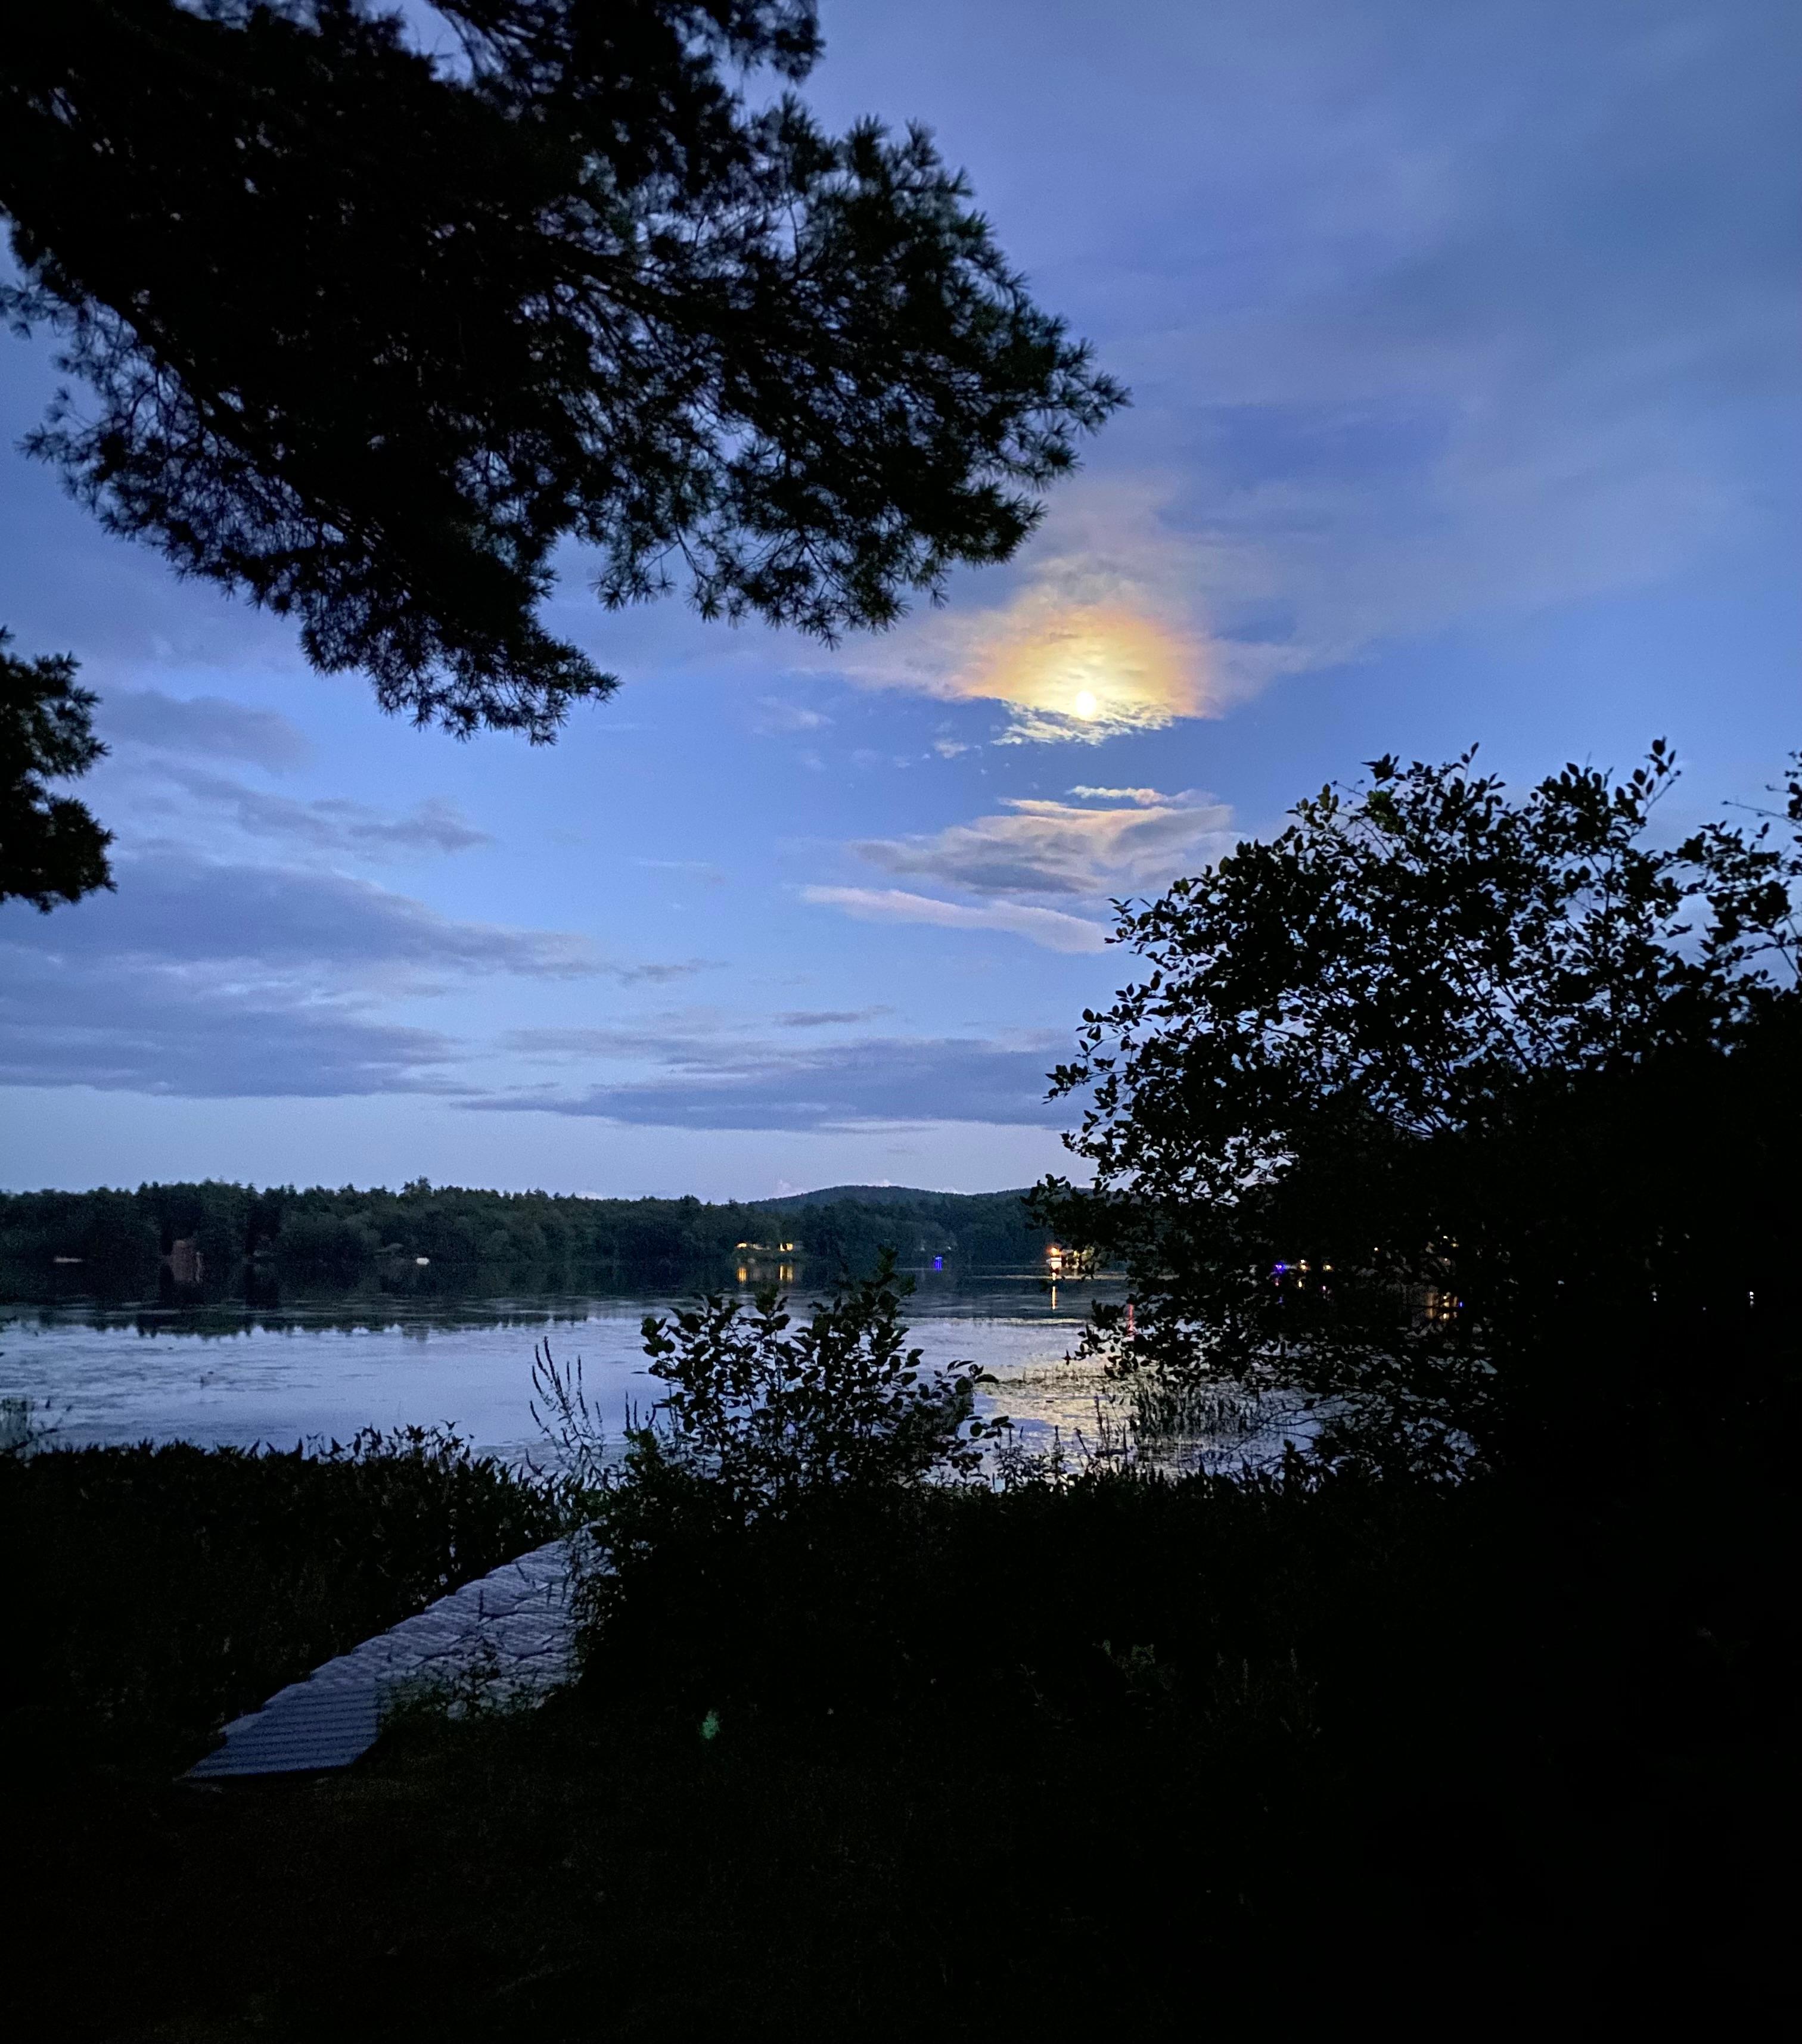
[748,1185,1047,1269]
[747,1184,1030,1210]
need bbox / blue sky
[2,0,1797,1198]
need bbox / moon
[954,601,1206,737]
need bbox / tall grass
[2,1426,573,1772]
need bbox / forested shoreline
[0,1179,1050,1300]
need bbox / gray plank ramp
[187,1536,579,1779]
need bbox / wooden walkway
[186,1538,579,1778]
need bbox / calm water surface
[0,1273,1126,1464]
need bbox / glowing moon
[955,600,1207,739]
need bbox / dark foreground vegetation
[7,1438,1795,2035]
[0,1180,1049,1301]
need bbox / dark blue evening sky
[2,0,1796,1196]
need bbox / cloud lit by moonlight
[831,477,1222,745]
[955,596,1208,744]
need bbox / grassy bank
[1,1430,568,1775]
[7,1441,1796,2036]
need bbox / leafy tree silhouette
[1034,744,1802,1474]
[0,629,111,909]
[1,2,1124,742]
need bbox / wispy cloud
[800,886,1108,954]
[775,1007,894,1028]
[465,1034,1068,1131]
[0,951,463,1098]
[753,696,832,734]
[797,786,1235,954]
[98,689,313,771]
[961,600,1206,746]
[501,1023,718,1061]
[851,791,1234,900]
[4,850,602,982]
[0,853,707,1096]
[632,857,728,888]
[837,478,1225,744]
[611,959,716,987]
[142,764,493,860]
[88,691,497,870]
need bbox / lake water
[0,1273,1142,1467]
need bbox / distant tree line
[0,1179,1050,1298]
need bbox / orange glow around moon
[955,602,1207,736]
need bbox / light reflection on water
[0,1274,1143,1466]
